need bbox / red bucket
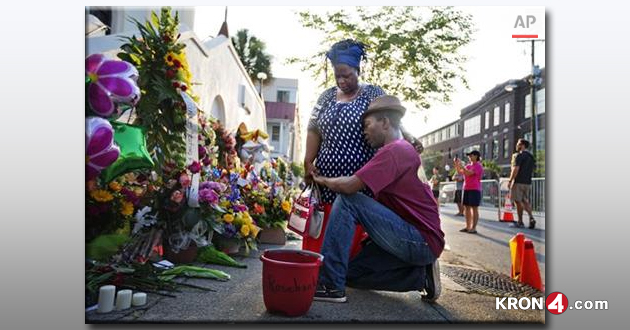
[260,249,323,316]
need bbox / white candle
[132,292,147,306]
[96,285,115,313]
[115,289,133,310]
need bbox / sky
[193,6,545,139]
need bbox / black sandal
[459,228,469,232]
[529,219,536,229]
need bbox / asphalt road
[439,203,546,283]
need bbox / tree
[534,150,545,177]
[231,29,273,83]
[482,159,501,180]
[421,149,443,179]
[288,6,473,109]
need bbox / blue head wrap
[326,40,365,70]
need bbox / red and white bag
[288,184,325,238]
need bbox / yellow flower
[281,201,292,214]
[108,181,122,192]
[220,200,231,209]
[121,201,134,216]
[223,213,234,223]
[134,187,145,197]
[90,189,113,203]
[249,224,260,238]
[240,224,250,237]
[234,213,245,226]
[243,211,253,225]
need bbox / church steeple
[218,7,229,37]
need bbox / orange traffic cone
[509,233,525,279]
[500,194,515,222]
[520,239,543,291]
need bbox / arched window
[211,95,226,124]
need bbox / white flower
[133,206,157,234]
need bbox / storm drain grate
[442,265,544,298]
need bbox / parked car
[439,182,456,204]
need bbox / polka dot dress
[308,84,385,204]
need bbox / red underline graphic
[512,34,538,38]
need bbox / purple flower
[199,188,219,205]
[223,223,237,238]
[85,117,120,180]
[198,145,207,159]
[86,54,140,118]
[202,156,212,166]
[188,161,201,174]
[232,204,248,213]
[121,187,139,205]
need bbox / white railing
[439,178,545,217]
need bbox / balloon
[100,122,155,183]
[86,54,140,118]
[86,117,120,180]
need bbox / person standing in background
[454,150,483,234]
[452,166,465,216]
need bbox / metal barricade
[441,178,545,217]
[500,177,545,216]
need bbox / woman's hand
[304,162,319,185]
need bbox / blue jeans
[319,193,436,291]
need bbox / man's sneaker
[422,260,441,303]
[313,285,347,303]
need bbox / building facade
[261,78,302,163]
[420,69,546,178]
[85,7,267,134]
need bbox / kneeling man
[312,95,444,303]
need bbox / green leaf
[86,234,131,261]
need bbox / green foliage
[421,149,443,178]
[86,234,131,261]
[159,265,231,281]
[290,162,305,178]
[196,245,247,268]
[288,6,474,109]
[118,7,188,167]
[231,29,273,83]
[482,159,501,179]
[535,150,545,177]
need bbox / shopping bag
[288,184,325,238]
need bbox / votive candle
[115,289,133,310]
[132,292,147,306]
[96,285,115,313]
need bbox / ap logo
[510,8,545,39]
[514,15,537,28]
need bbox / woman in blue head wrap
[302,39,385,255]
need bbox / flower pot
[164,242,198,264]
[213,235,242,255]
[258,226,287,245]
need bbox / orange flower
[108,181,122,192]
[253,203,265,215]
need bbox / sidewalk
[86,234,545,323]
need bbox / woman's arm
[303,130,321,184]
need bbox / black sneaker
[511,221,525,228]
[422,260,441,303]
[313,285,347,303]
